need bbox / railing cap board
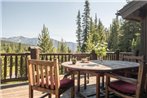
[28,46,42,51]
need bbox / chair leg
[87,73,90,84]
[101,75,105,89]
[77,71,80,92]
[71,73,75,98]
[48,94,52,98]
[105,76,110,98]
[29,85,33,98]
[71,86,75,98]
[84,73,87,89]
[96,74,100,98]
[55,93,60,98]
[105,89,109,98]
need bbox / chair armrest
[105,73,137,85]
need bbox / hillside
[0,36,77,52]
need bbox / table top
[61,60,139,72]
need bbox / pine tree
[94,19,107,57]
[86,17,95,52]
[97,19,106,43]
[108,18,121,51]
[119,20,141,52]
[92,15,99,46]
[76,10,82,52]
[16,43,22,53]
[81,0,90,52]
[57,39,68,53]
[37,24,54,53]
[94,14,98,28]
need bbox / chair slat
[50,66,54,89]
[45,65,49,88]
[32,64,36,85]
[36,64,40,86]
[41,65,44,87]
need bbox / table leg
[96,74,100,98]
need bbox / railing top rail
[106,52,115,53]
[1,53,30,56]
[40,53,91,55]
[40,53,72,55]
[119,52,133,54]
[0,52,129,56]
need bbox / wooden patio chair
[105,56,147,98]
[28,59,75,98]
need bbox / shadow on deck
[1,76,120,98]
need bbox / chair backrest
[27,59,60,90]
[121,55,144,63]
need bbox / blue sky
[1,0,126,42]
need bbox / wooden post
[90,50,97,60]
[29,46,41,60]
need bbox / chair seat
[60,78,74,89]
[40,78,74,90]
[110,80,136,95]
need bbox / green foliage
[57,39,70,53]
[118,20,141,52]
[75,1,108,56]
[76,10,82,52]
[76,0,107,55]
[81,0,90,52]
[94,42,107,57]
[0,40,29,53]
[108,18,121,51]
[86,17,107,56]
[37,24,54,53]
[131,33,140,52]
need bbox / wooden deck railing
[1,53,30,83]
[0,51,133,83]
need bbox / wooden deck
[1,76,119,98]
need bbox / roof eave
[117,1,147,21]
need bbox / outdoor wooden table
[61,60,140,98]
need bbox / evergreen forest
[1,0,141,54]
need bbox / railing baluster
[25,55,28,77]
[20,55,23,77]
[10,56,13,79]
[46,55,48,60]
[68,54,70,61]
[4,55,7,79]
[65,55,67,61]
[58,55,60,62]
[15,55,18,78]
[50,55,52,61]
[54,55,56,59]
[61,55,63,63]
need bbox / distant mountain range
[0,36,77,52]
